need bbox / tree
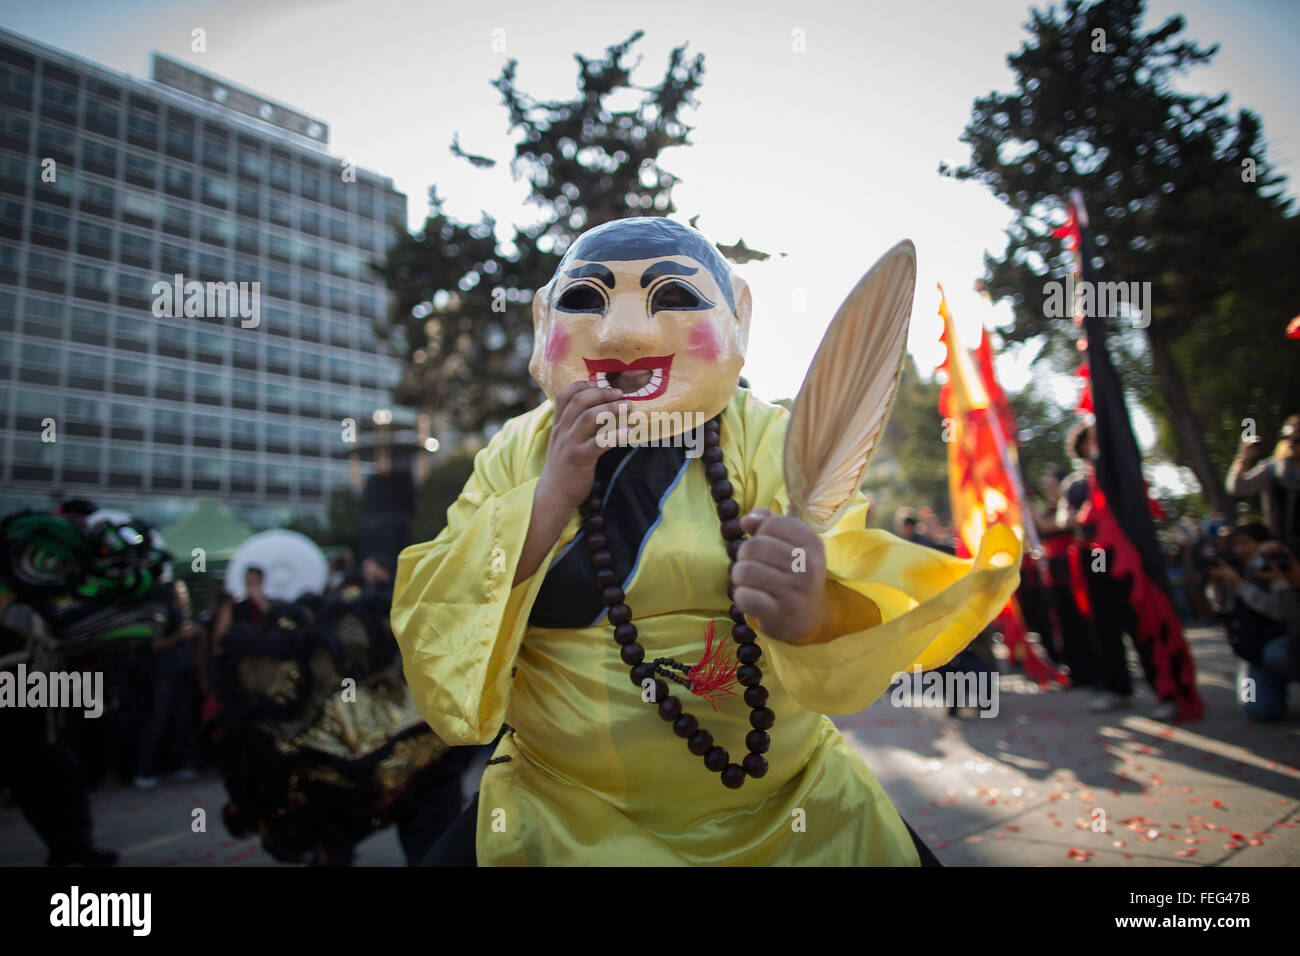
[953,0,1296,510]
[410,450,477,544]
[1009,381,1082,492]
[373,32,707,438]
[286,486,361,548]
[860,356,948,527]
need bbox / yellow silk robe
[392,388,1021,865]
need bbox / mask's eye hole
[556,285,605,313]
[650,281,707,313]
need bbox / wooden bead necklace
[579,415,772,789]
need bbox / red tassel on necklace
[686,620,739,710]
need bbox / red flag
[938,286,1064,687]
[1075,363,1093,415]
[975,328,1016,449]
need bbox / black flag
[1066,191,1203,719]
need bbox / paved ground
[2,626,1296,866]
[839,626,1300,866]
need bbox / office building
[0,27,411,529]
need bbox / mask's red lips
[584,354,673,400]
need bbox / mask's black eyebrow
[564,264,616,288]
[640,261,698,287]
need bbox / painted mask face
[530,218,752,434]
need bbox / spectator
[133,580,202,788]
[361,555,395,603]
[1163,523,1198,624]
[895,507,953,553]
[1226,415,1300,554]
[212,566,272,651]
[327,550,356,594]
[1207,522,1300,721]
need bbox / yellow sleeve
[725,389,1022,716]
[391,406,573,745]
[763,502,1021,716]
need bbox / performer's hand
[537,380,627,514]
[733,508,828,643]
[516,381,625,585]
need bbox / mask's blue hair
[553,217,738,316]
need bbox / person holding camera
[1207,522,1300,721]
[1226,415,1300,555]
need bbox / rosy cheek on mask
[544,325,570,364]
[688,321,721,363]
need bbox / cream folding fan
[784,240,917,532]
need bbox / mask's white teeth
[594,371,610,388]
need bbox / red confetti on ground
[1004,825,1020,832]
[1225,843,1243,850]
[1175,848,1198,857]
[1212,800,1224,809]
[1066,847,1094,862]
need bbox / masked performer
[393,218,1020,865]
[209,573,467,866]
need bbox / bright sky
[5,0,1298,483]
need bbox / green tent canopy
[161,499,255,574]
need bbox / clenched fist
[732,508,828,643]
